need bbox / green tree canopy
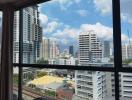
[36,58,49,64]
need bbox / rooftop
[28,75,75,86]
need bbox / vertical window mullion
[18,9,23,100]
[112,0,122,100]
[0,6,14,100]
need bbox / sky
[0,0,132,50]
[38,0,132,51]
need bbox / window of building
[14,0,115,99]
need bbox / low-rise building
[56,84,74,100]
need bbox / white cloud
[39,13,60,35]
[122,34,129,42]
[49,0,81,10]
[51,27,79,45]
[50,22,130,45]
[74,0,81,4]
[80,22,113,40]
[52,28,79,39]
[80,23,131,43]
[43,21,60,33]
[93,0,112,15]
[38,12,61,36]
[52,23,114,41]
[93,0,132,24]
[52,0,81,5]
[47,0,72,11]
[39,13,48,26]
[61,39,69,45]
[76,10,88,17]
[38,4,43,12]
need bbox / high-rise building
[40,38,60,60]
[75,70,107,100]
[122,44,127,60]
[103,41,110,58]
[122,44,132,60]
[50,40,60,59]
[120,73,132,99]
[40,37,50,60]
[69,45,74,56]
[75,31,107,100]
[13,6,42,82]
[127,45,132,60]
[79,30,103,65]
[13,6,42,63]
[108,72,132,99]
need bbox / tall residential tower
[13,6,42,63]
[75,31,107,100]
[79,30,103,65]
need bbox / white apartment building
[75,71,106,100]
[40,37,60,60]
[127,45,132,60]
[122,45,127,60]
[120,73,132,98]
[79,30,103,65]
[40,37,50,60]
[49,56,78,65]
[122,44,132,60]
[50,40,60,59]
[107,71,132,100]
[75,31,107,100]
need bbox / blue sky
[40,0,113,28]
[1,0,131,50]
[39,0,117,50]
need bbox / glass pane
[0,11,2,63]
[119,72,132,100]
[21,68,114,100]
[18,0,114,67]
[13,67,19,100]
[120,0,132,67]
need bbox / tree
[27,73,34,80]
[36,71,47,78]
[45,90,56,97]
[36,58,49,64]
[123,59,132,64]
[13,74,19,85]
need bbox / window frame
[1,0,130,100]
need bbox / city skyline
[0,1,132,100]
[0,0,132,50]
[37,0,132,51]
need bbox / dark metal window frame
[13,0,129,100]
[1,0,131,100]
